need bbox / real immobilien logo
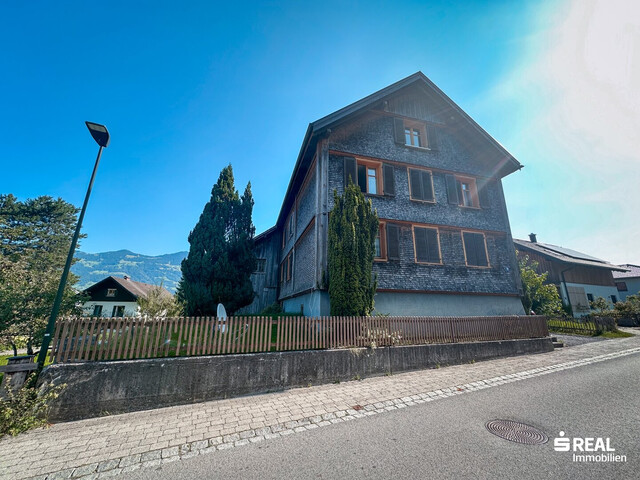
[554,431,627,463]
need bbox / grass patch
[597,330,634,339]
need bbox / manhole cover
[485,420,548,445]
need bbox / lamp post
[36,122,110,369]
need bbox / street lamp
[36,122,110,369]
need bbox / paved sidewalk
[2,333,640,480]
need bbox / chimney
[123,275,129,280]
[529,233,537,243]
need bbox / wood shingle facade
[240,72,526,316]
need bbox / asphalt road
[125,353,640,480]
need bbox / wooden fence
[48,315,549,364]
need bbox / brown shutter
[386,224,400,260]
[383,164,395,196]
[445,174,459,204]
[475,235,488,266]
[393,118,405,144]
[422,171,434,201]
[463,232,477,266]
[344,157,357,187]
[478,178,490,208]
[427,125,439,150]
[414,227,427,262]
[357,164,367,192]
[409,169,423,200]
[426,228,440,263]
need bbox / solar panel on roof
[540,244,605,263]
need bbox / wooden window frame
[106,288,116,297]
[92,305,103,317]
[412,225,442,265]
[357,159,383,196]
[374,222,387,262]
[616,282,628,292]
[455,175,480,208]
[461,231,490,268]
[403,119,428,149]
[408,167,436,203]
[286,253,292,282]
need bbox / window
[106,288,117,297]
[611,295,618,304]
[393,118,436,149]
[280,252,292,283]
[616,282,628,292]
[356,161,381,195]
[112,306,125,317]
[587,293,594,303]
[445,174,489,208]
[288,213,295,239]
[408,168,434,202]
[255,259,266,273]
[404,124,424,147]
[92,305,103,317]
[462,232,489,267]
[413,226,441,264]
[344,157,394,196]
[455,177,479,207]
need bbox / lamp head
[85,121,110,148]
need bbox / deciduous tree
[518,253,562,316]
[0,195,84,355]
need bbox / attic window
[393,118,437,150]
[404,123,425,147]
[107,288,117,297]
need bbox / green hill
[72,250,187,293]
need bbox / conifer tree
[179,165,256,315]
[328,183,379,316]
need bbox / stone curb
[24,345,640,480]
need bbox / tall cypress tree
[179,165,257,315]
[328,182,379,316]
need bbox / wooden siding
[517,250,615,286]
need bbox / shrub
[0,375,65,437]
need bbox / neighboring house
[514,235,626,317]
[81,275,171,317]
[613,264,640,301]
[240,71,526,317]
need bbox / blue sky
[1,0,638,265]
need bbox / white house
[81,276,171,317]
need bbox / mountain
[72,250,188,293]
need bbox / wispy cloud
[489,0,640,264]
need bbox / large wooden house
[241,72,526,316]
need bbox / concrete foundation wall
[41,337,552,422]
[373,292,525,316]
[282,290,330,316]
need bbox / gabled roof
[274,71,522,230]
[613,264,640,279]
[82,276,172,299]
[514,239,627,271]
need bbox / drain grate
[485,420,548,445]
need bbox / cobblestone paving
[2,334,639,480]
